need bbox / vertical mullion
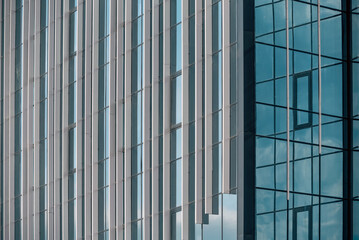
[151,0,160,238]
[116,0,125,239]
[61,0,70,238]
[123,0,132,238]
[91,0,98,238]
[76,1,84,238]
[83,0,93,238]
[33,0,41,237]
[194,0,203,224]
[181,0,190,238]
[221,0,230,194]
[53,0,63,238]
[204,0,213,214]
[2,0,9,238]
[162,0,171,238]
[21,0,29,238]
[318,0,322,155]
[108,0,117,238]
[0,1,2,237]
[47,0,56,237]
[285,0,290,201]
[143,0,152,238]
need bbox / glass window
[68,173,76,200]
[132,17,143,48]
[131,145,142,175]
[321,152,343,197]
[293,206,312,240]
[255,4,273,37]
[170,24,182,74]
[321,64,342,116]
[131,46,143,92]
[212,144,222,194]
[69,12,77,54]
[203,195,222,239]
[98,159,109,188]
[171,75,182,125]
[188,154,195,202]
[131,92,143,146]
[131,175,142,220]
[15,91,22,115]
[40,75,48,100]
[212,1,222,52]
[256,44,273,82]
[170,0,181,26]
[69,127,77,170]
[188,17,195,65]
[294,72,312,129]
[212,111,222,144]
[39,211,47,240]
[98,187,109,232]
[68,199,77,240]
[15,47,22,90]
[223,194,237,240]
[14,154,22,196]
[39,140,48,185]
[99,0,110,38]
[40,0,48,29]
[170,128,182,161]
[98,108,109,160]
[131,220,142,240]
[256,213,274,240]
[230,0,237,43]
[69,0,77,10]
[99,37,110,67]
[39,100,48,139]
[69,55,77,84]
[14,196,21,220]
[170,159,182,208]
[14,115,22,153]
[132,0,143,19]
[188,65,195,122]
[171,211,182,240]
[16,0,23,9]
[212,52,222,111]
[230,138,237,189]
[15,220,21,240]
[15,9,22,47]
[68,82,77,125]
[320,202,343,239]
[256,104,274,136]
[40,29,48,75]
[98,65,110,110]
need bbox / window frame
[293,70,313,130]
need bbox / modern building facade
[0,0,357,239]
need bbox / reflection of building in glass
[0,0,357,239]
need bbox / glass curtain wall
[98,0,110,238]
[131,0,144,238]
[14,0,23,239]
[255,0,348,239]
[39,0,49,238]
[68,0,77,238]
[169,0,182,239]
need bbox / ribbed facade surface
[0,0,358,239]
